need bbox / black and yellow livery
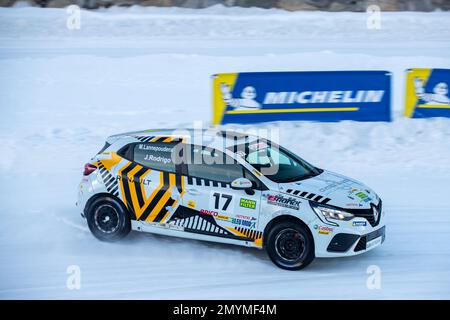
[78,129,385,270]
[117,161,184,223]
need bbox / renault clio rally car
[77,129,385,270]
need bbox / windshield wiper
[280,175,306,183]
[280,172,317,183]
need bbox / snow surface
[0,6,449,299]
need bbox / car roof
[109,128,264,150]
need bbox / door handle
[186,188,200,195]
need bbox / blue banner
[405,68,450,118]
[212,71,391,124]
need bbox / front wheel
[86,196,131,242]
[266,221,315,270]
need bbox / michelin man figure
[414,77,450,105]
[220,83,261,110]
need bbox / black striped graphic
[118,161,183,222]
[154,174,184,222]
[119,162,138,219]
[285,188,331,204]
[138,172,171,221]
[186,176,230,188]
[167,206,263,243]
[175,174,183,193]
[98,161,119,197]
[133,135,155,142]
[153,184,176,223]
[321,197,331,204]
[134,136,183,143]
[168,206,233,238]
[235,227,263,241]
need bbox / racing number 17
[213,193,232,211]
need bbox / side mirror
[231,177,253,190]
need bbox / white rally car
[77,129,385,270]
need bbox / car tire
[266,220,315,270]
[86,196,131,242]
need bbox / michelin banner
[404,68,450,118]
[212,71,391,124]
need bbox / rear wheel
[266,220,315,270]
[86,196,131,242]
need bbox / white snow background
[0,4,449,299]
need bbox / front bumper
[327,226,386,253]
[311,209,386,258]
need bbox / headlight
[310,202,354,223]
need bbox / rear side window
[133,142,176,173]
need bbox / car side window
[185,145,244,183]
[133,142,176,173]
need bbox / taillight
[83,163,97,176]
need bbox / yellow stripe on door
[139,171,165,220]
[132,168,152,220]
[145,173,174,222]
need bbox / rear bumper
[76,176,93,218]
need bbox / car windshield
[231,141,322,183]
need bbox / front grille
[345,199,382,227]
[354,237,366,252]
[354,226,386,252]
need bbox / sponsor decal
[348,188,372,203]
[355,192,369,199]
[187,200,196,209]
[220,84,384,110]
[265,194,301,210]
[352,220,367,227]
[235,214,255,221]
[216,214,229,221]
[240,198,257,209]
[199,209,218,217]
[262,90,385,105]
[317,177,354,193]
[232,179,252,189]
[117,175,152,186]
[231,217,256,229]
[346,203,363,207]
[314,225,334,235]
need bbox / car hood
[279,170,379,209]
